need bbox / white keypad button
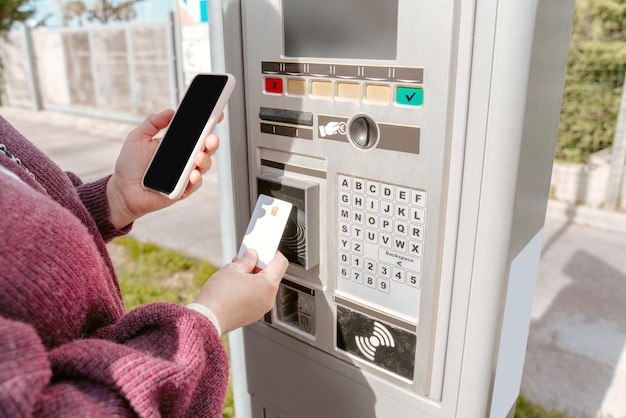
[408,274,421,288]
[381,183,395,200]
[396,186,410,204]
[378,278,391,294]
[411,189,426,207]
[366,180,380,197]
[351,270,363,284]
[365,229,378,244]
[338,175,352,191]
[366,197,379,213]
[392,267,406,284]
[352,178,366,193]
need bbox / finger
[193,151,213,174]
[204,133,219,154]
[144,109,174,138]
[194,134,219,173]
[218,112,225,123]
[127,109,174,143]
[258,251,288,281]
[233,249,259,273]
[181,170,203,198]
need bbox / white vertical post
[605,74,626,210]
[209,1,253,417]
[23,25,43,111]
[166,12,181,105]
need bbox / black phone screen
[143,74,229,194]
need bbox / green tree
[87,0,144,24]
[63,0,87,26]
[557,0,626,162]
[0,0,33,34]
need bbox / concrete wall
[1,21,178,123]
[2,32,32,105]
[551,149,626,210]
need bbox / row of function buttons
[264,78,423,107]
[262,61,424,107]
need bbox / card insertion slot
[260,107,314,126]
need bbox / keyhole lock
[348,114,379,150]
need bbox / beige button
[337,83,361,101]
[366,84,391,104]
[287,79,307,96]
[311,80,333,98]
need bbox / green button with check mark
[396,87,424,106]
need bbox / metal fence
[1,18,180,123]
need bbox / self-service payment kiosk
[210,0,574,417]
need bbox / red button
[265,77,283,94]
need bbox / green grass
[515,396,575,418]
[110,236,218,311]
[109,237,575,418]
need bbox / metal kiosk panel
[211,0,575,416]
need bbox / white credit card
[238,194,293,270]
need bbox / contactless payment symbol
[355,322,395,361]
[336,305,416,380]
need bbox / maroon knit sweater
[0,116,229,417]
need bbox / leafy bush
[556,0,626,163]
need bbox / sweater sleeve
[0,318,52,418]
[0,304,229,418]
[75,175,132,242]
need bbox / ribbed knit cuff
[76,175,132,242]
[187,303,222,336]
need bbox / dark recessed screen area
[283,0,399,60]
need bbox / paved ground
[2,106,625,418]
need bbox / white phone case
[238,194,293,270]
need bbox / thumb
[257,252,288,281]
[234,249,259,273]
[135,109,174,140]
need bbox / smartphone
[142,73,235,199]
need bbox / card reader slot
[276,279,316,336]
[260,107,314,126]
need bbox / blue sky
[30,0,176,27]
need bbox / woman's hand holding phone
[106,108,221,230]
[106,73,234,229]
